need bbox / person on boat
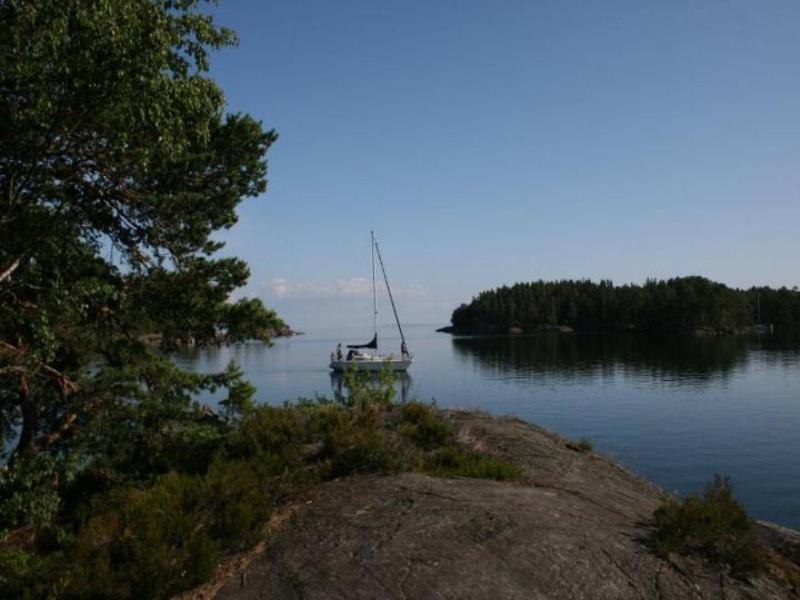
[336,343,343,361]
[401,340,409,358]
[347,349,356,361]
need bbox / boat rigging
[330,231,412,372]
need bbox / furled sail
[347,334,377,349]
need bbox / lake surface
[175,324,800,530]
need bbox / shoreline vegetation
[4,371,799,598]
[0,372,518,598]
[205,390,800,598]
[440,276,800,336]
[139,324,301,349]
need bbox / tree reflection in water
[450,334,776,388]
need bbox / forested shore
[446,277,800,335]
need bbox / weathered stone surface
[206,412,799,600]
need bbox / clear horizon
[208,1,799,330]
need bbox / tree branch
[41,412,80,448]
[0,340,79,394]
[0,256,21,284]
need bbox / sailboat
[329,232,412,372]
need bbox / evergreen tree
[0,0,282,480]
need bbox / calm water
[175,324,800,530]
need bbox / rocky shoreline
[436,324,575,335]
[185,411,800,599]
[436,324,774,336]
[140,326,301,348]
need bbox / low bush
[652,474,765,577]
[425,446,520,480]
[1,371,520,598]
[566,437,593,452]
[399,402,452,450]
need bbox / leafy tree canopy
[0,0,282,495]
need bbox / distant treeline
[449,277,800,335]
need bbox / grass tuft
[424,447,520,480]
[652,474,766,578]
[566,437,593,452]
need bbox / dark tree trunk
[15,374,38,456]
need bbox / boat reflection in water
[330,370,413,404]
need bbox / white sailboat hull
[330,356,412,372]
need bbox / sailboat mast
[374,237,406,347]
[371,230,378,345]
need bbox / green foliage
[5,462,271,598]
[399,402,519,479]
[218,362,257,423]
[338,362,397,407]
[0,454,77,537]
[566,437,593,452]
[0,2,528,597]
[320,415,403,478]
[450,277,800,335]
[652,474,765,577]
[399,402,452,450]
[424,446,520,480]
[1,388,520,598]
[0,548,52,599]
[1,0,282,495]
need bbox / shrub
[70,476,219,597]
[0,454,76,535]
[317,405,405,477]
[566,437,593,452]
[53,457,275,598]
[652,474,765,577]
[0,548,53,598]
[229,405,307,457]
[424,447,520,480]
[2,391,521,598]
[399,402,452,450]
[339,364,396,407]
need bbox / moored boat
[330,232,412,372]
[329,354,412,372]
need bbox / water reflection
[452,334,754,387]
[329,371,413,403]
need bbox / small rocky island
[188,411,800,599]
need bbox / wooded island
[445,277,800,335]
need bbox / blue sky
[207,0,800,330]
